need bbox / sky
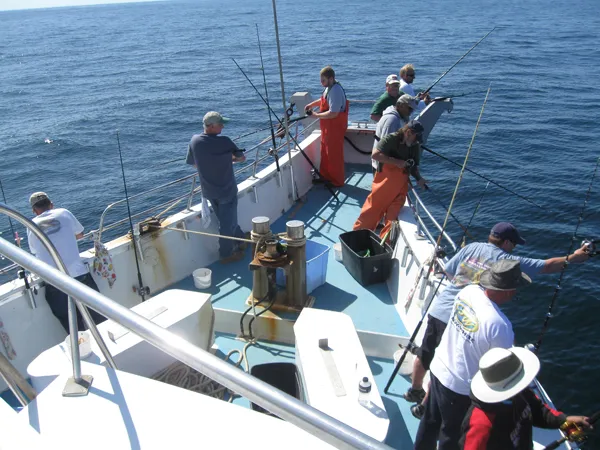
[0,0,161,12]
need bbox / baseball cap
[491,222,526,245]
[386,74,400,85]
[29,192,50,207]
[203,111,230,126]
[396,94,418,109]
[407,119,424,143]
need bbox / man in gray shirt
[186,111,247,263]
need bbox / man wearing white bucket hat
[460,347,591,449]
[414,259,531,450]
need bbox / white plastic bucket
[393,349,415,375]
[64,331,92,359]
[333,242,343,262]
[193,268,212,289]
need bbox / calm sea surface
[1,0,599,444]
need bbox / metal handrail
[408,188,458,253]
[90,130,301,243]
[0,237,394,450]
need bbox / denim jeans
[209,194,244,258]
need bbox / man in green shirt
[370,74,401,122]
[354,120,428,240]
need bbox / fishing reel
[435,246,447,259]
[582,238,598,257]
[405,159,415,170]
[560,421,589,443]
[305,109,313,116]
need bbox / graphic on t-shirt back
[35,218,61,236]
[451,256,492,288]
[452,297,479,341]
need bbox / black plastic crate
[250,363,303,416]
[339,229,393,286]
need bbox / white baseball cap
[386,74,400,85]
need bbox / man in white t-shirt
[27,192,105,333]
[414,259,530,450]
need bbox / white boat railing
[0,203,395,450]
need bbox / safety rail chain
[0,203,394,450]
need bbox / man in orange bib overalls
[305,66,349,187]
[354,120,428,240]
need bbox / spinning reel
[582,238,598,257]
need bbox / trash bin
[339,229,393,286]
[250,363,303,416]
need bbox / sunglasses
[406,73,416,77]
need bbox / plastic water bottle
[358,376,372,406]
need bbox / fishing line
[424,185,476,241]
[461,181,490,247]
[423,27,496,94]
[422,144,547,210]
[432,90,489,102]
[116,130,147,301]
[232,58,339,201]
[384,85,492,393]
[533,156,599,353]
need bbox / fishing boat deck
[163,164,421,445]
[166,164,408,337]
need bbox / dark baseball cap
[407,120,424,143]
[491,222,526,245]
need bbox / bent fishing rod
[543,409,600,450]
[232,57,339,201]
[423,27,496,95]
[384,86,492,393]
[533,156,599,353]
[421,144,547,210]
[116,131,147,301]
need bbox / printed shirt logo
[451,256,492,288]
[35,217,62,236]
[451,296,479,341]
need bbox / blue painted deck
[214,332,418,449]
[165,165,421,447]
[168,165,407,337]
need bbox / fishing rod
[533,156,599,353]
[432,90,489,102]
[543,409,600,450]
[384,85,492,393]
[116,131,147,301]
[421,144,547,210]
[0,178,20,248]
[461,181,490,247]
[256,23,281,175]
[232,57,339,201]
[423,27,496,95]
[424,185,476,241]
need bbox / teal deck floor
[167,165,407,337]
[165,165,419,446]
[214,332,418,448]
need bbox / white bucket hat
[471,347,540,403]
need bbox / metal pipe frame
[0,236,394,450]
[0,204,117,387]
[89,137,296,243]
[408,189,457,252]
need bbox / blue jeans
[210,194,244,258]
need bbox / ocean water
[1,0,599,444]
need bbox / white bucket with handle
[193,268,212,289]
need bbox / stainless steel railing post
[0,203,118,397]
